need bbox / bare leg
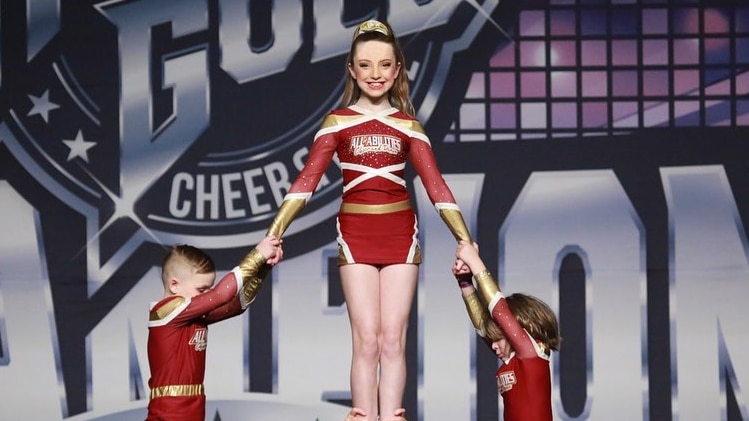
[341,264,382,420]
[377,264,418,420]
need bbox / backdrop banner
[0,1,747,420]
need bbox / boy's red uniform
[145,249,269,421]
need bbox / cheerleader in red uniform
[145,236,281,421]
[453,241,562,421]
[265,20,472,421]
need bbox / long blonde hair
[340,20,415,116]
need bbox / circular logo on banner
[1,1,516,261]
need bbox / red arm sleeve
[204,248,271,323]
[474,269,538,359]
[408,136,457,206]
[167,271,242,325]
[490,295,539,359]
[407,124,471,242]
[204,298,243,324]
[157,249,269,325]
[287,116,339,195]
[266,114,339,237]
[203,290,243,324]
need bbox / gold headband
[353,20,390,39]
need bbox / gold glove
[474,269,500,307]
[438,207,472,243]
[237,248,271,305]
[266,197,306,238]
[463,291,491,335]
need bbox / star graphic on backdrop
[27,90,60,123]
[62,130,96,162]
[462,0,514,42]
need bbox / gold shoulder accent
[409,119,426,134]
[536,340,549,355]
[319,113,339,130]
[150,296,185,321]
[332,113,369,127]
[384,115,425,134]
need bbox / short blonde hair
[161,244,215,286]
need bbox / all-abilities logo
[189,328,208,352]
[351,134,401,156]
[0,0,515,289]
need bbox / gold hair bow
[353,20,390,39]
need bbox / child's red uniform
[145,249,269,421]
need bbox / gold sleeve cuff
[238,248,271,305]
[474,269,499,306]
[463,291,491,334]
[266,198,306,237]
[438,208,472,243]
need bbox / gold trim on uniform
[150,383,204,399]
[378,114,424,133]
[238,248,269,305]
[411,245,422,265]
[474,269,499,306]
[266,198,306,238]
[336,236,422,266]
[340,200,411,214]
[337,246,349,267]
[238,249,266,279]
[150,296,185,321]
[438,208,472,242]
[464,292,490,335]
[319,113,340,129]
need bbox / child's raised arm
[456,240,487,274]
[254,235,283,265]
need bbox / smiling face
[348,40,401,109]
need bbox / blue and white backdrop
[0,1,747,420]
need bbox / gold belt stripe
[340,200,411,214]
[150,384,204,399]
